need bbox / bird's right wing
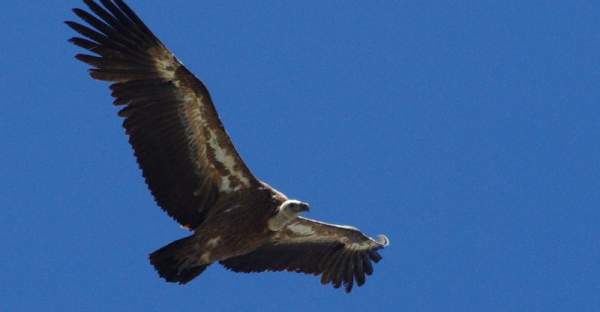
[66,0,259,228]
[220,217,389,292]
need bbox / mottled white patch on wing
[343,235,389,251]
[346,241,376,251]
[200,252,211,263]
[151,48,178,80]
[206,131,251,192]
[150,47,255,196]
[287,223,315,236]
[206,236,221,248]
[288,217,390,248]
[183,96,252,194]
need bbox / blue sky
[1,0,599,311]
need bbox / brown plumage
[67,0,388,293]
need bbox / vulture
[67,0,389,293]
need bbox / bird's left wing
[66,0,259,228]
[220,217,389,292]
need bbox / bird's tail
[149,235,210,284]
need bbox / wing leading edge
[221,217,389,292]
[67,0,258,228]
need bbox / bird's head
[280,199,310,215]
[269,200,309,231]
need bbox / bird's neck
[267,208,298,231]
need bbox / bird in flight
[67,0,389,293]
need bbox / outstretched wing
[220,217,389,292]
[66,0,258,228]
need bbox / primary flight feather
[67,0,388,292]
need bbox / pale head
[280,199,310,214]
[268,199,310,231]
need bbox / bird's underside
[67,0,389,293]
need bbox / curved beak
[298,202,310,212]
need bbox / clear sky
[1,0,599,311]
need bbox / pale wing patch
[287,223,315,236]
[206,236,221,248]
[151,47,178,80]
[345,241,378,251]
[289,217,389,249]
[206,132,251,192]
[200,252,211,263]
[178,89,251,194]
[150,47,252,194]
[343,235,389,251]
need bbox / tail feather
[149,235,210,284]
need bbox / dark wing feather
[220,217,388,293]
[67,0,258,228]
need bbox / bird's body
[150,184,280,283]
[67,0,388,293]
